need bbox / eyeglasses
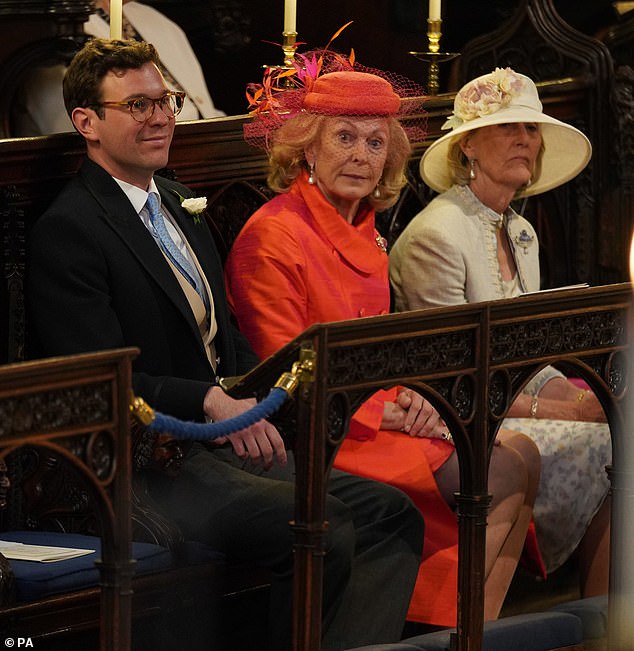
[97,91,186,122]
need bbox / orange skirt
[334,430,459,626]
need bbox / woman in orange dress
[225,54,541,626]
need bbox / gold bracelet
[530,395,538,418]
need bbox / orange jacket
[225,172,460,625]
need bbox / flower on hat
[442,67,525,131]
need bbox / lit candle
[428,0,441,21]
[110,0,123,40]
[284,0,297,33]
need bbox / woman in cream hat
[418,66,592,198]
[389,67,610,597]
[227,55,542,628]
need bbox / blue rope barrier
[147,387,289,440]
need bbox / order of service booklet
[0,540,95,563]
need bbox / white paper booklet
[0,540,95,562]
[522,283,589,295]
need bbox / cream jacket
[389,184,563,392]
[389,184,540,312]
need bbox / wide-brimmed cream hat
[420,67,592,197]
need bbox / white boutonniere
[173,191,207,225]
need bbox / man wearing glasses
[26,38,424,651]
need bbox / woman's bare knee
[496,429,541,503]
[488,443,529,508]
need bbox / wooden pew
[0,348,224,650]
[0,1,632,648]
[0,83,625,651]
[0,348,137,650]
[227,283,632,651]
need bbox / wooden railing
[0,347,138,651]
[230,282,632,651]
[0,284,630,651]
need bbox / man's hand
[203,386,287,469]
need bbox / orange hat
[302,71,401,116]
[244,48,426,151]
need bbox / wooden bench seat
[0,532,221,651]
[0,2,632,649]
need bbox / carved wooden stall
[226,283,632,651]
[0,347,138,651]
[0,0,91,137]
[602,10,634,288]
[0,0,632,649]
[0,0,632,283]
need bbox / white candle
[428,0,441,21]
[110,0,123,40]
[284,0,297,33]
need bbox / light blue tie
[146,192,203,299]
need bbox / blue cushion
[549,595,608,640]
[1,531,174,602]
[396,611,583,650]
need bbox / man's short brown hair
[63,38,160,118]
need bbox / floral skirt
[503,417,611,574]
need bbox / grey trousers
[149,443,424,651]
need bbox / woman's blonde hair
[267,113,411,212]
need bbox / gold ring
[441,431,452,441]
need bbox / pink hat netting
[244,46,427,151]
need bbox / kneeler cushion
[1,531,173,602]
[549,595,608,641]
[354,611,583,650]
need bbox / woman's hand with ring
[394,388,448,439]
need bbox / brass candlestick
[428,18,441,53]
[263,31,299,89]
[281,31,298,69]
[410,18,459,95]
